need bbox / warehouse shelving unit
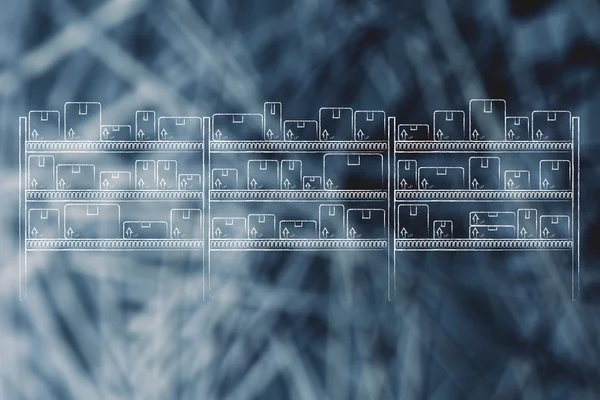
[207,103,391,299]
[19,105,208,300]
[392,100,580,300]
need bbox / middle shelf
[210,190,387,201]
[394,190,571,201]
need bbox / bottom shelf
[210,239,387,251]
[395,239,572,251]
[26,239,203,250]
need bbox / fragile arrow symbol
[31,130,39,140]
[506,179,514,190]
[66,227,74,238]
[160,129,168,140]
[180,179,188,189]
[126,227,134,238]
[535,129,544,140]
[137,130,145,140]
[471,227,480,238]
[541,179,550,190]
[214,227,222,238]
[282,227,290,238]
[102,128,110,139]
[436,227,444,238]
[472,214,480,224]
[325,179,334,190]
[321,129,330,140]
[250,179,258,190]
[436,129,444,141]
[321,227,329,239]
[421,179,429,189]
[159,179,167,189]
[400,179,408,189]
[399,129,408,140]
[400,227,408,238]
[214,178,222,189]
[30,179,38,189]
[67,128,75,139]
[102,179,110,189]
[304,182,311,190]
[31,227,38,238]
[283,179,291,189]
[58,179,66,190]
[349,227,357,239]
[173,227,181,238]
[471,179,480,189]
[137,179,145,189]
[250,227,258,238]
[542,227,550,238]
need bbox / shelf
[210,239,387,250]
[210,190,387,201]
[395,141,572,153]
[25,141,203,152]
[26,190,203,201]
[210,141,387,152]
[26,239,203,250]
[395,239,572,250]
[394,190,571,201]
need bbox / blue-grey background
[1,0,600,399]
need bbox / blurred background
[1,0,600,398]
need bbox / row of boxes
[397,158,571,190]
[28,206,202,239]
[397,205,571,239]
[212,206,386,239]
[27,156,201,190]
[27,103,388,142]
[212,154,384,191]
[400,101,571,141]
[28,101,572,143]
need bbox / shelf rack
[19,109,208,301]
[391,110,580,301]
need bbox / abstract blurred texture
[1,0,600,399]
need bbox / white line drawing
[319,107,354,141]
[158,117,203,142]
[264,102,282,141]
[397,124,430,141]
[123,221,169,239]
[179,174,201,191]
[540,215,571,239]
[247,160,279,190]
[318,204,345,239]
[29,110,60,141]
[433,220,453,239]
[397,204,429,239]
[28,209,60,239]
[279,220,318,239]
[505,116,530,141]
[212,168,238,190]
[56,164,96,190]
[397,160,417,190]
[135,110,156,141]
[283,120,318,141]
[517,209,538,239]
[532,110,572,141]
[134,160,156,190]
[248,214,277,239]
[212,113,264,141]
[212,217,247,239]
[469,211,515,227]
[469,225,516,239]
[346,208,386,239]
[170,209,203,239]
[354,110,386,141]
[64,204,121,239]
[302,176,322,190]
[433,110,465,141]
[101,125,132,141]
[539,160,571,190]
[156,160,178,190]
[468,157,501,190]
[323,153,384,191]
[280,160,302,190]
[504,170,530,190]
[28,155,55,190]
[469,99,506,141]
[64,102,101,141]
[99,171,131,190]
[417,167,464,190]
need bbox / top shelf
[25,141,203,153]
[395,141,572,153]
[210,141,387,153]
